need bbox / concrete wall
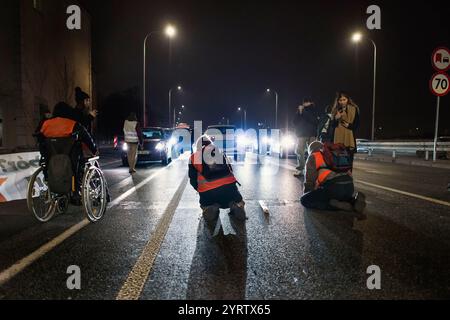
[0,0,92,149]
[0,1,22,149]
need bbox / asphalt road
[0,150,449,300]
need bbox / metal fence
[357,141,450,161]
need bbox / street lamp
[237,107,247,130]
[143,24,177,127]
[169,85,182,127]
[174,105,185,126]
[352,31,377,141]
[266,88,279,128]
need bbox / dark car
[121,127,173,166]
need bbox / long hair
[332,91,359,115]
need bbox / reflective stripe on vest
[124,120,139,143]
[312,152,333,187]
[190,152,237,193]
[41,117,76,138]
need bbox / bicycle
[27,155,108,223]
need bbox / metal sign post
[430,46,450,162]
[433,96,440,162]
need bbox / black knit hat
[75,87,90,104]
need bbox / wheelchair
[27,136,108,223]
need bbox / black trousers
[301,175,354,210]
[199,183,243,208]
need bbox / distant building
[0,0,92,150]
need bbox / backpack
[45,137,75,194]
[48,155,74,193]
[322,142,352,173]
[201,145,232,181]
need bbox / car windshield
[143,129,163,139]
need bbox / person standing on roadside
[74,87,97,135]
[123,112,143,174]
[332,92,360,168]
[292,98,319,177]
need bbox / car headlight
[262,136,272,145]
[282,136,295,147]
[168,137,177,147]
[155,142,165,151]
[237,135,249,146]
[122,143,128,151]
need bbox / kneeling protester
[301,141,366,217]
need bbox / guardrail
[358,141,450,161]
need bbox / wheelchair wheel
[82,165,107,223]
[27,167,57,223]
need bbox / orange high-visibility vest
[190,151,237,193]
[41,117,76,138]
[312,151,333,187]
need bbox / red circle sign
[432,47,450,72]
[430,72,450,96]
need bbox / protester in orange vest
[38,102,98,205]
[301,141,366,217]
[189,135,246,235]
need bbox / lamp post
[169,86,182,127]
[352,32,377,141]
[266,88,279,128]
[237,107,247,130]
[143,25,177,127]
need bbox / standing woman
[332,92,360,167]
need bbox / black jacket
[292,107,319,137]
[73,107,95,133]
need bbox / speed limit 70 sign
[430,72,450,96]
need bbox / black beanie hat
[75,87,90,104]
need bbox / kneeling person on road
[300,141,366,217]
[189,135,246,235]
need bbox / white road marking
[116,175,189,300]
[0,156,186,288]
[0,219,90,287]
[355,180,450,208]
[269,156,450,208]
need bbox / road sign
[432,47,450,72]
[429,72,450,97]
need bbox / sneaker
[329,199,353,211]
[353,192,367,214]
[129,169,137,174]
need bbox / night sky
[90,0,450,139]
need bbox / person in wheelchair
[37,102,98,206]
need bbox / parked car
[121,127,173,166]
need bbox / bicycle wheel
[27,167,56,223]
[82,165,107,223]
